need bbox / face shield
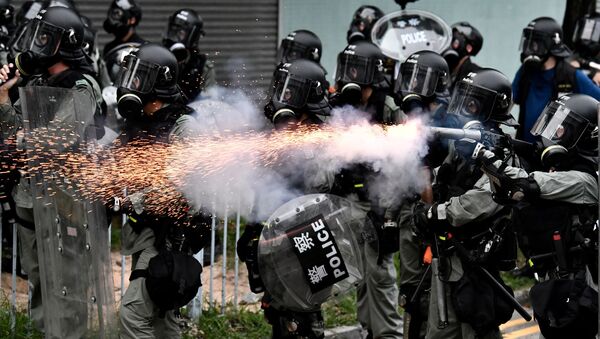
[335,53,380,85]
[270,69,320,109]
[519,28,552,56]
[115,54,172,94]
[531,101,592,149]
[447,81,499,121]
[396,62,446,97]
[107,7,127,26]
[13,19,68,57]
[277,39,315,63]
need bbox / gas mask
[103,6,132,39]
[168,42,191,66]
[519,29,554,71]
[12,18,76,75]
[443,32,468,71]
[115,54,174,121]
[335,51,381,105]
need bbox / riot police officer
[346,5,384,44]
[331,40,400,123]
[0,6,104,332]
[412,69,519,339]
[265,58,330,129]
[239,58,331,338]
[442,22,483,92]
[101,0,146,87]
[480,93,599,339]
[513,16,600,142]
[329,40,403,339]
[162,8,216,102]
[114,43,207,339]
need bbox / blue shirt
[512,65,600,142]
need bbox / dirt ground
[0,250,259,312]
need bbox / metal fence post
[234,203,241,310]
[221,206,228,314]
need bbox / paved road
[500,308,540,339]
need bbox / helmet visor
[519,28,551,55]
[531,101,592,149]
[13,19,64,57]
[277,39,312,63]
[271,70,313,108]
[115,54,162,93]
[447,81,497,121]
[396,62,446,97]
[335,53,378,85]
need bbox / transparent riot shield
[371,10,452,62]
[258,194,378,312]
[20,86,116,339]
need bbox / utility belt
[434,211,517,272]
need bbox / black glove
[412,201,446,237]
[480,158,540,204]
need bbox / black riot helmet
[103,0,142,38]
[443,22,483,71]
[268,59,330,127]
[116,43,181,121]
[572,13,600,59]
[12,6,85,75]
[396,50,449,113]
[447,68,516,126]
[163,8,204,49]
[520,17,571,68]
[277,29,322,64]
[335,41,386,92]
[531,94,599,169]
[346,5,384,44]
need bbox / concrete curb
[324,288,530,338]
[324,325,365,339]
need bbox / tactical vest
[516,59,578,138]
[434,153,516,270]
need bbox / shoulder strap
[553,59,578,99]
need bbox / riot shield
[371,10,451,62]
[258,194,378,312]
[20,86,116,339]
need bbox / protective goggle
[335,53,381,85]
[115,54,173,93]
[271,69,322,108]
[13,19,75,57]
[277,39,318,63]
[531,101,592,149]
[447,81,503,121]
[519,28,555,55]
[395,63,447,97]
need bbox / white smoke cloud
[173,89,430,221]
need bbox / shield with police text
[257,194,378,311]
[371,10,451,62]
[20,86,116,338]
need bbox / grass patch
[188,307,270,339]
[0,294,43,339]
[322,292,358,328]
